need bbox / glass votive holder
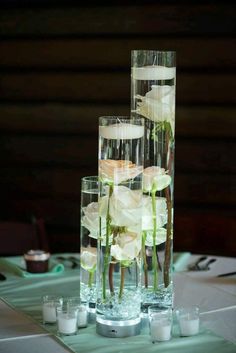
[63,296,80,309]
[148,306,172,343]
[77,304,88,328]
[175,306,200,336]
[57,306,78,336]
[42,295,63,324]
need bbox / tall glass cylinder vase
[96,116,144,337]
[80,176,99,312]
[131,50,176,312]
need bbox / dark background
[0,1,235,255]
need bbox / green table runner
[0,254,235,353]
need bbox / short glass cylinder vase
[80,176,99,312]
[96,116,144,337]
[131,50,176,313]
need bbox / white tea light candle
[77,305,88,328]
[150,319,171,342]
[179,318,199,336]
[57,312,77,335]
[176,306,200,337]
[148,306,172,343]
[43,303,57,323]
[42,295,62,324]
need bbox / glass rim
[99,116,144,124]
[131,49,176,55]
[81,175,98,182]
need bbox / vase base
[96,316,141,338]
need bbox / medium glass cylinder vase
[96,116,144,337]
[131,50,176,312]
[80,176,99,312]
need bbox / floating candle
[132,65,176,81]
[99,123,144,140]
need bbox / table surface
[0,253,235,353]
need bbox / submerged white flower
[111,232,141,261]
[80,248,97,272]
[81,202,99,236]
[81,202,105,238]
[136,85,175,134]
[143,166,171,192]
[142,195,167,231]
[99,159,142,184]
[100,185,142,230]
[144,228,167,246]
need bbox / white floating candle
[132,65,176,81]
[99,123,144,140]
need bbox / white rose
[111,232,141,261]
[81,202,99,237]
[136,85,175,134]
[80,248,97,272]
[109,186,142,228]
[99,159,142,185]
[142,195,167,231]
[143,166,171,192]
[81,202,107,242]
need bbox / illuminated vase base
[96,316,141,338]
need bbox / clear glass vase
[96,116,144,337]
[80,176,99,312]
[131,50,176,313]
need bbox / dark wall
[0,1,235,255]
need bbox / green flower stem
[88,271,94,288]
[119,266,125,300]
[102,184,113,300]
[151,189,158,291]
[142,231,148,288]
[164,186,172,288]
[164,127,173,288]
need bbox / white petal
[145,228,167,246]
